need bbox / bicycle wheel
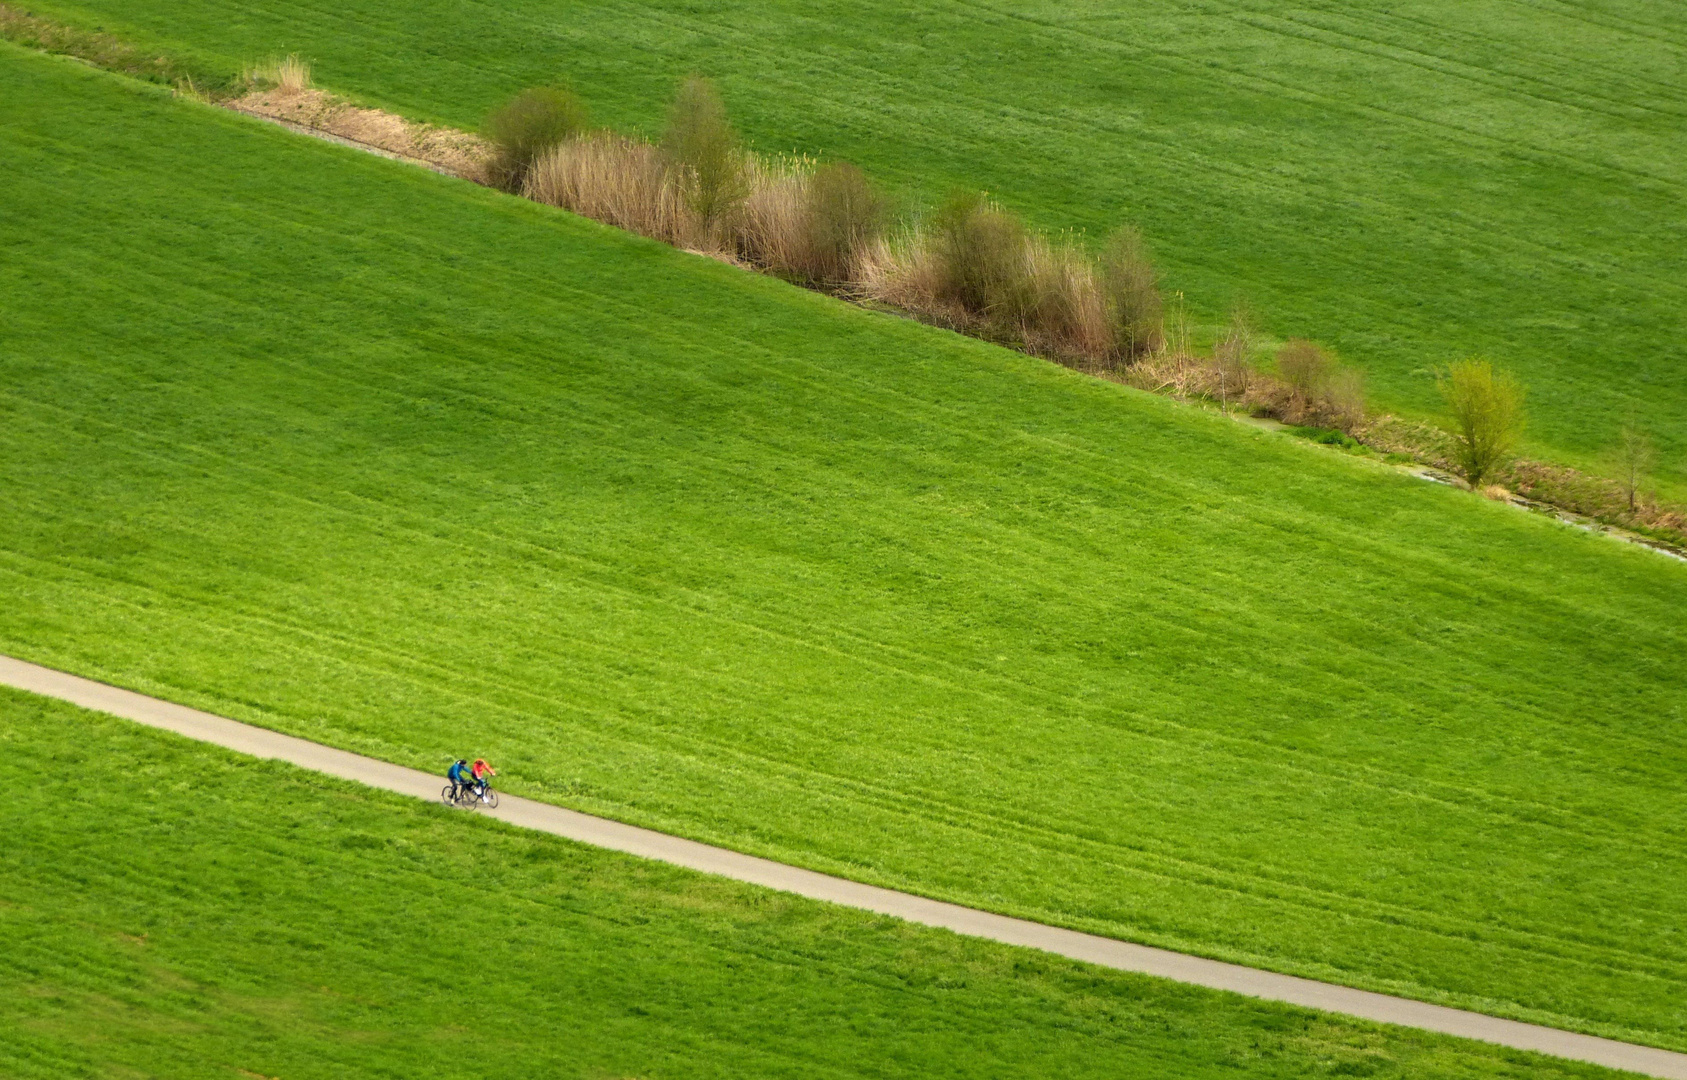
[441,784,457,805]
[481,789,499,810]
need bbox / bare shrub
[1439,358,1526,487]
[801,162,884,285]
[928,190,1034,330]
[246,54,312,94]
[1270,339,1365,430]
[1612,421,1656,511]
[724,157,886,284]
[1322,366,1366,431]
[1275,338,1332,417]
[1099,226,1163,365]
[524,134,696,244]
[1213,304,1255,412]
[486,87,589,192]
[861,194,1106,360]
[662,75,749,240]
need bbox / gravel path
[5,653,1682,1079]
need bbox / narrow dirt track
[4,653,1683,1079]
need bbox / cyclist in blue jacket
[447,758,475,800]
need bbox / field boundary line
[5,653,1684,1079]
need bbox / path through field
[5,653,1683,1080]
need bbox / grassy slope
[2,47,1686,1046]
[16,0,1687,489]
[4,688,1630,1080]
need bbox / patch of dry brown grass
[525,134,699,245]
[230,88,492,181]
[1022,235,1111,361]
[246,54,312,95]
[857,199,1113,362]
[733,155,814,272]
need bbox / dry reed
[525,134,699,246]
[861,215,1123,362]
[856,229,967,328]
[733,155,814,271]
[1023,235,1111,361]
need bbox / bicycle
[440,778,498,810]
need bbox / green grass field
[13,0,1687,489]
[4,688,1632,1080]
[3,46,1685,1050]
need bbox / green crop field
[3,45,1685,1054]
[4,689,1631,1080]
[13,0,1687,489]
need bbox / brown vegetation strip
[232,79,1687,555]
[2,5,1680,549]
[4,654,1686,1079]
[226,87,491,181]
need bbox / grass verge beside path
[0,688,1633,1080]
[11,0,1687,488]
[2,47,1686,1049]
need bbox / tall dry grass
[855,228,947,316]
[734,155,813,270]
[1022,235,1111,360]
[246,54,311,94]
[525,134,699,246]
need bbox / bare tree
[1614,421,1656,512]
[1438,358,1526,487]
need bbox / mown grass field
[3,689,1634,1080]
[2,47,1685,1049]
[14,0,1687,489]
